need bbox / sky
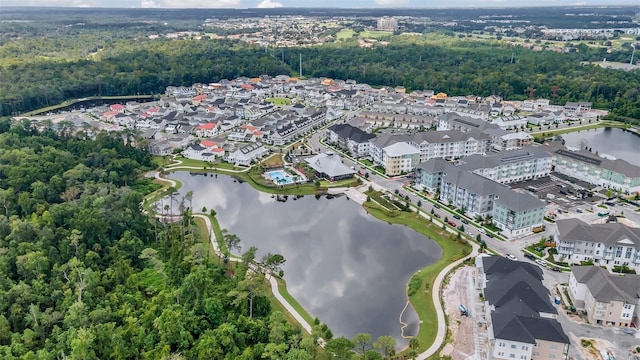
[3,0,639,8]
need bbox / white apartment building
[556,219,640,272]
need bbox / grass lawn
[359,159,374,167]
[530,120,623,138]
[362,201,471,356]
[167,157,248,171]
[336,28,356,40]
[275,277,316,327]
[359,30,393,39]
[265,97,292,105]
[263,154,285,168]
[319,177,361,188]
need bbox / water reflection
[170,172,442,348]
[561,127,640,164]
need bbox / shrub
[407,274,423,297]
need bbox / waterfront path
[193,213,314,335]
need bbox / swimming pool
[266,170,295,185]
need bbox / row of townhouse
[476,255,570,360]
[545,142,640,193]
[569,265,640,327]
[556,218,640,273]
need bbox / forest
[1,6,639,119]
[0,121,408,359]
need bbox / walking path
[193,214,314,335]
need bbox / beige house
[569,266,638,327]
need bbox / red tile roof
[197,123,216,130]
[200,140,217,147]
[110,104,124,111]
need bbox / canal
[167,172,443,348]
[561,127,640,164]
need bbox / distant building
[569,266,638,327]
[376,17,398,32]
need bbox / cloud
[140,0,159,7]
[374,0,409,5]
[143,0,241,7]
[256,0,283,7]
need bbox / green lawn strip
[362,202,471,356]
[275,277,316,326]
[530,120,623,138]
[265,97,292,105]
[141,176,183,212]
[266,291,310,332]
[319,177,361,188]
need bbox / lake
[168,171,443,348]
[561,127,640,164]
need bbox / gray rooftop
[459,146,552,171]
[571,266,640,304]
[304,152,356,178]
[546,142,640,178]
[557,218,640,248]
[495,187,547,212]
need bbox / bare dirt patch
[570,334,617,360]
[440,266,477,360]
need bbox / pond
[561,127,640,164]
[167,171,443,348]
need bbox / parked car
[486,232,494,238]
[461,219,469,224]
[448,221,456,227]
[551,267,562,272]
[535,259,547,267]
[505,254,517,261]
[453,214,461,220]
[434,203,441,209]
[524,253,536,260]
[434,213,441,219]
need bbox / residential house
[569,266,638,327]
[476,255,570,360]
[225,142,268,166]
[555,218,640,273]
[305,152,356,181]
[195,122,218,137]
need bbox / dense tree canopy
[1,26,639,119]
[0,119,406,359]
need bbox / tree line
[1,29,638,118]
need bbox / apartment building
[408,129,491,162]
[459,146,554,184]
[556,218,640,272]
[325,123,375,158]
[546,142,640,193]
[477,255,570,360]
[569,266,638,327]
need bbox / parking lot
[510,174,600,215]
